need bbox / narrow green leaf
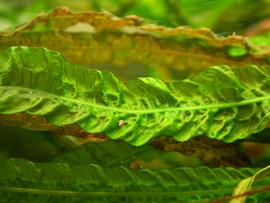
[231,165,270,203]
[0,158,269,202]
[53,139,202,168]
[1,46,270,145]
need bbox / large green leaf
[1,46,270,145]
[0,158,269,202]
[0,7,269,80]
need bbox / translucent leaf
[231,165,270,203]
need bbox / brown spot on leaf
[118,119,125,126]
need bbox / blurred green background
[1,0,270,36]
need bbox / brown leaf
[0,7,268,80]
[0,113,105,140]
[151,136,251,167]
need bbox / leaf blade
[1,46,270,145]
[231,165,270,203]
[0,158,269,202]
[1,8,269,80]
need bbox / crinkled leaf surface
[0,8,269,80]
[1,46,270,145]
[0,158,269,203]
[1,4,270,203]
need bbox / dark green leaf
[0,158,269,202]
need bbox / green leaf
[180,0,235,28]
[0,126,67,162]
[0,125,202,168]
[0,7,269,80]
[247,32,270,57]
[0,158,269,202]
[231,165,270,203]
[1,46,270,145]
[53,139,202,168]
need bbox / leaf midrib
[0,186,234,198]
[2,86,270,114]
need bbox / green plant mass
[1,1,270,202]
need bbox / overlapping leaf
[53,139,202,168]
[0,126,66,162]
[1,4,270,203]
[1,47,270,145]
[231,165,270,203]
[0,158,269,202]
[2,0,270,34]
[0,7,269,80]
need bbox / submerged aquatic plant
[1,6,270,203]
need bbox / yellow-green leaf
[231,165,270,203]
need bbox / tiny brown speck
[118,119,125,126]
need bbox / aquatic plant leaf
[0,125,202,168]
[52,135,251,168]
[0,158,269,202]
[231,165,270,203]
[53,139,202,169]
[247,32,270,57]
[0,7,269,80]
[151,137,250,167]
[2,1,270,34]
[1,47,270,145]
[0,126,67,162]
